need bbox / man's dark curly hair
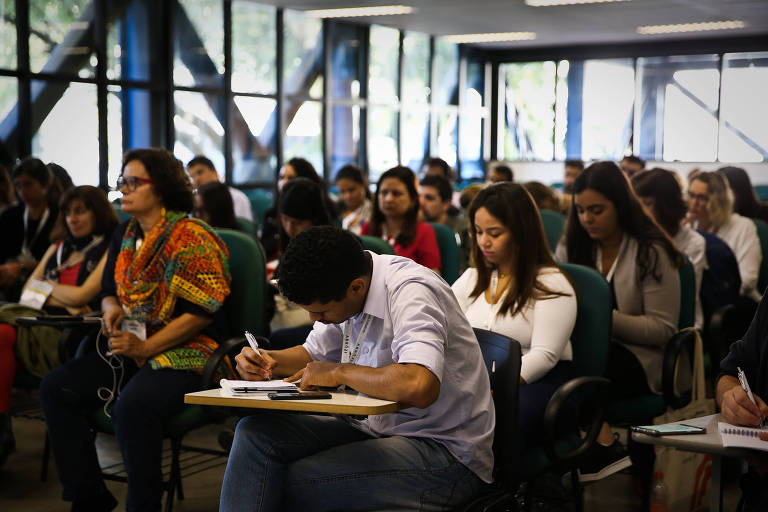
[121,148,193,213]
[275,226,371,305]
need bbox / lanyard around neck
[341,314,373,365]
[54,235,104,270]
[22,207,50,259]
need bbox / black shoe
[0,413,15,468]
[578,434,632,483]
[70,490,118,512]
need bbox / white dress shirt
[229,186,254,222]
[303,252,495,483]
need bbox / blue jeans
[220,413,485,511]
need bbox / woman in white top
[686,171,762,302]
[632,168,707,330]
[451,182,577,456]
[334,164,372,235]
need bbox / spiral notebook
[718,422,768,452]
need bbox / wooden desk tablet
[184,388,404,415]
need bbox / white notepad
[718,422,768,452]
[219,378,298,395]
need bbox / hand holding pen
[235,331,276,381]
[737,367,767,429]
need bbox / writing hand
[234,347,276,381]
[721,385,768,427]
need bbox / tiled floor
[0,408,744,511]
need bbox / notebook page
[718,422,768,452]
[219,378,298,394]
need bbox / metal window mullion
[276,8,284,176]
[95,0,108,189]
[322,19,331,181]
[223,0,232,184]
[17,0,31,157]
[359,24,369,174]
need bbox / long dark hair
[719,166,762,219]
[369,166,419,247]
[196,181,239,230]
[469,183,570,317]
[51,185,120,242]
[564,161,684,282]
[631,168,687,237]
[278,177,332,248]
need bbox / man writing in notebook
[718,293,768,511]
[219,227,494,511]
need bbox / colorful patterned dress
[114,211,230,372]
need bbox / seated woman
[40,148,231,511]
[193,181,240,231]
[719,166,768,224]
[451,182,576,458]
[361,166,441,273]
[334,164,372,235]
[686,171,762,302]
[268,178,333,348]
[555,161,684,482]
[632,168,707,329]
[0,158,59,301]
[0,185,118,468]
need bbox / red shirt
[57,262,82,286]
[361,221,442,271]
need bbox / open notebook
[220,378,298,395]
[719,422,768,452]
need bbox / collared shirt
[303,252,495,483]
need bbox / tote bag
[653,328,715,512]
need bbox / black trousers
[40,342,200,512]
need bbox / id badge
[19,279,54,310]
[121,319,147,341]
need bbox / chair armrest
[200,336,247,390]
[662,330,698,410]
[543,376,610,463]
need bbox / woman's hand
[109,329,147,360]
[102,303,125,335]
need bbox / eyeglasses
[687,191,709,203]
[116,175,153,192]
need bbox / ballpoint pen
[738,366,765,428]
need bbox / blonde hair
[690,171,733,229]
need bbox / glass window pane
[1,0,16,69]
[106,4,155,82]
[569,58,634,161]
[436,109,458,167]
[369,25,399,105]
[465,58,485,107]
[107,85,124,188]
[719,52,768,163]
[232,95,278,184]
[232,1,275,94]
[636,55,719,162]
[434,38,458,106]
[30,0,95,77]
[502,61,556,161]
[331,104,361,178]
[402,32,429,104]
[0,76,16,133]
[459,110,484,179]
[554,60,569,161]
[284,100,323,176]
[173,90,225,174]
[401,108,429,172]
[368,107,398,180]
[174,0,224,88]
[284,9,323,99]
[331,24,361,100]
[32,81,98,185]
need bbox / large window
[0,0,16,69]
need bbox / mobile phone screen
[633,424,706,436]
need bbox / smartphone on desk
[268,391,332,400]
[631,424,706,437]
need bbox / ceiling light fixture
[442,32,537,44]
[637,20,746,35]
[305,5,414,18]
[526,0,630,6]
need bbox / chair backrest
[678,257,695,330]
[243,188,274,226]
[358,235,396,255]
[755,185,768,202]
[215,229,267,337]
[111,201,131,223]
[428,222,459,284]
[473,328,522,474]
[235,216,257,237]
[752,218,768,294]
[539,209,565,253]
[558,263,611,379]
[698,230,741,318]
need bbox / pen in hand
[244,330,271,379]
[738,366,765,428]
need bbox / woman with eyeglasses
[40,148,231,511]
[686,171,762,302]
[0,185,118,469]
[0,158,59,301]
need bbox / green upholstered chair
[111,199,131,223]
[358,235,396,255]
[428,222,460,284]
[751,218,768,295]
[243,188,273,226]
[235,216,258,237]
[754,185,768,202]
[86,229,267,511]
[539,209,566,253]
